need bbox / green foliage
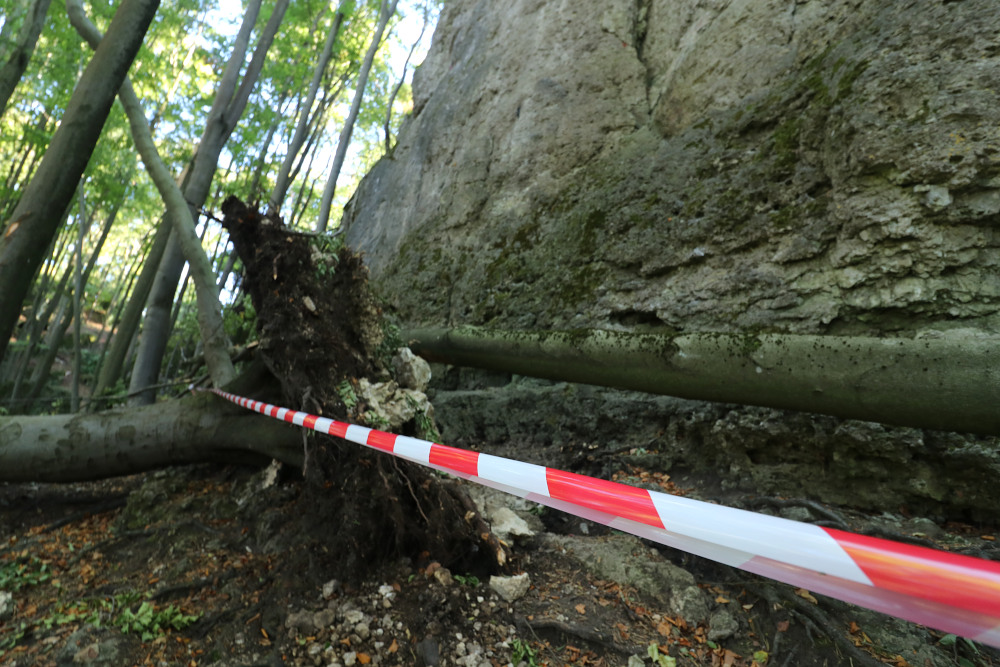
[406,395,441,442]
[79,348,103,383]
[0,586,200,658]
[310,232,344,279]
[337,379,359,410]
[114,600,201,641]
[452,573,480,588]
[0,556,51,591]
[376,321,403,369]
[511,638,538,667]
[0,0,440,411]
[362,410,390,430]
[647,642,677,667]
[938,634,988,667]
[224,295,258,347]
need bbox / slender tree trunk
[91,217,171,403]
[383,9,427,152]
[0,0,53,118]
[268,7,345,215]
[127,0,288,404]
[89,246,144,405]
[127,242,182,404]
[71,181,85,412]
[245,104,284,200]
[5,238,73,399]
[70,0,237,396]
[216,246,237,292]
[0,0,159,368]
[23,198,116,410]
[24,292,71,407]
[315,0,399,233]
[407,326,1000,436]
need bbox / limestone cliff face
[342,0,1000,516]
[345,0,1000,336]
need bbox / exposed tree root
[744,496,849,531]
[219,197,505,583]
[518,616,645,657]
[751,581,885,667]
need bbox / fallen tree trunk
[0,387,303,483]
[405,326,1000,435]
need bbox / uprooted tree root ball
[218,196,508,585]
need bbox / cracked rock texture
[342,0,1000,516]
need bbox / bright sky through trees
[209,0,436,224]
[0,0,440,413]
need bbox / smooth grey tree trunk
[406,326,1000,436]
[383,8,427,152]
[23,197,117,409]
[88,243,145,403]
[0,390,302,482]
[69,0,237,393]
[71,180,85,412]
[0,0,53,118]
[315,0,399,233]
[0,0,159,368]
[128,0,288,405]
[268,6,345,215]
[90,217,170,403]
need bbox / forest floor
[2,203,997,667]
[1,450,998,667]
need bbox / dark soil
[3,455,999,667]
[1,201,998,666]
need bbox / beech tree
[68,0,236,389]
[0,0,160,368]
[406,326,1000,436]
[315,0,400,232]
[0,0,434,437]
[0,0,52,117]
[126,0,287,404]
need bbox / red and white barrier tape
[207,388,1000,647]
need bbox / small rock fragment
[708,608,740,641]
[416,637,440,666]
[489,507,536,542]
[285,609,316,635]
[323,578,342,598]
[433,566,454,587]
[489,573,530,602]
[393,347,432,391]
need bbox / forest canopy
[0,0,436,414]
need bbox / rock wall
[342,0,1000,517]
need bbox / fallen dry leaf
[357,653,371,665]
[388,639,398,654]
[776,620,790,632]
[793,588,818,604]
[575,603,587,614]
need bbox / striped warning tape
[206,388,1000,647]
